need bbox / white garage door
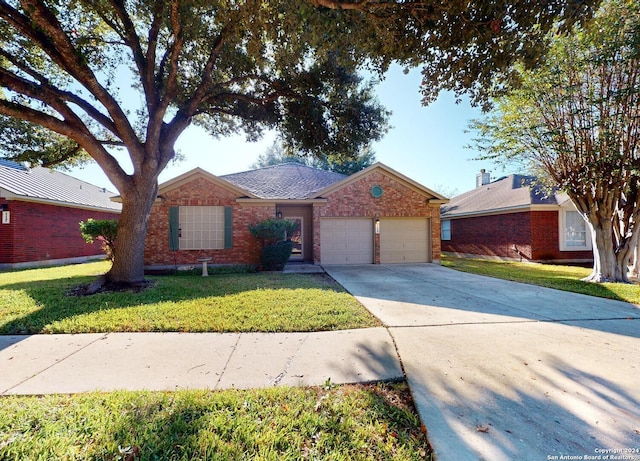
[320,218,374,264]
[380,218,431,263]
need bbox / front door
[287,217,303,261]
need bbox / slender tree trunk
[106,175,159,285]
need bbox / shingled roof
[220,163,346,199]
[0,161,121,212]
[441,174,562,218]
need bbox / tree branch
[0,66,119,136]
[0,98,127,186]
[9,0,143,154]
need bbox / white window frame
[178,206,225,250]
[558,205,592,251]
[441,219,451,241]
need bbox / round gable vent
[370,185,383,198]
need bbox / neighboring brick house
[440,171,593,263]
[0,160,122,268]
[144,162,448,269]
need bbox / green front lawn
[0,262,379,334]
[442,256,640,305]
[0,382,431,460]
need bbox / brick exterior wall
[442,210,592,262]
[145,177,274,267]
[146,169,444,267]
[0,199,120,265]
[313,170,442,264]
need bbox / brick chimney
[476,169,491,188]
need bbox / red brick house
[441,171,593,263]
[0,160,122,268]
[144,162,448,269]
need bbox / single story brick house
[440,171,593,263]
[144,162,448,269]
[0,159,122,268]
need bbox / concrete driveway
[325,264,640,461]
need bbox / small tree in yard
[79,219,118,261]
[472,0,640,283]
[249,218,299,271]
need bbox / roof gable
[315,162,449,202]
[156,167,257,198]
[442,174,560,218]
[155,162,447,203]
[0,163,121,212]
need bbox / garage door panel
[380,218,430,263]
[321,218,373,265]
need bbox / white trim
[441,219,451,240]
[0,195,121,213]
[236,198,327,205]
[443,204,559,219]
[558,203,592,252]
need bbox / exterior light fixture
[276,211,283,219]
[375,218,380,234]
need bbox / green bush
[249,218,299,246]
[249,218,299,270]
[79,218,118,261]
[262,240,294,271]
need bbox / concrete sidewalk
[0,328,402,394]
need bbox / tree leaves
[471,0,640,282]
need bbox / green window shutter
[169,207,179,250]
[224,206,233,249]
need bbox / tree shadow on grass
[0,385,433,460]
[0,272,354,337]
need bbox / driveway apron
[325,264,640,461]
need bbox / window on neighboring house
[441,220,451,241]
[560,209,591,251]
[169,206,233,250]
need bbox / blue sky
[69,64,501,198]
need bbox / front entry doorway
[287,217,303,261]
[277,205,312,262]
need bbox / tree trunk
[585,218,629,283]
[633,243,640,280]
[105,175,159,285]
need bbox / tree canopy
[252,139,377,175]
[471,0,640,282]
[0,0,601,284]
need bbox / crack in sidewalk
[214,333,242,389]
[270,333,309,386]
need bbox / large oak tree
[0,0,599,284]
[472,0,640,282]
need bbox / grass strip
[0,382,430,461]
[442,256,640,304]
[0,262,379,335]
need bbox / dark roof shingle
[221,163,346,199]
[442,174,560,217]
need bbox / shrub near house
[249,218,299,270]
